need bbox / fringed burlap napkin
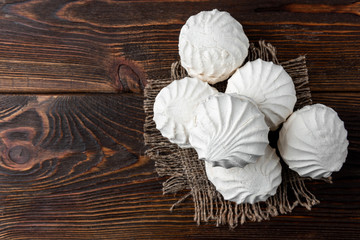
[144,41,321,228]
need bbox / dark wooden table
[0,1,359,239]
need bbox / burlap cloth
[144,41,325,228]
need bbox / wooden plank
[0,94,146,170]
[0,0,359,239]
[0,92,358,239]
[0,0,359,92]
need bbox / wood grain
[283,2,360,16]
[0,0,359,92]
[0,91,358,239]
[0,0,359,239]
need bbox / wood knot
[118,64,143,93]
[8,145,31,164]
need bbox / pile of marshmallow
[153,9,348,204]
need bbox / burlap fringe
[144,41,320,228]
